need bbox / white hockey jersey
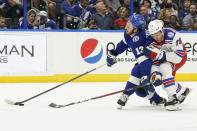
[146,28,186,64]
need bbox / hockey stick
[48,82,151,108]
[5,63,106,106]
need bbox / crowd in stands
[0,0,23,29]
[135,0,197,31]
[0,0,197,31]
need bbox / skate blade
[4,99,16,105]
[117,105,123,110]
[165,105,182,111]
[178,88,192,104]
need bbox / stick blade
[48,103,63,108]
[4,99,24,106]
[4,99,17,105]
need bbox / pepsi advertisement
[76,32,197,74]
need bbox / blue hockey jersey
[115,29,152,76]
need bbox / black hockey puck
[18,103,24,106]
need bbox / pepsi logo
[81,38,103,64]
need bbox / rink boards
[0,30,196,82]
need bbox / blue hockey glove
[150,71,162,87]
[143,46,166,61]
[107,50,118,67]
[140,76,155,93]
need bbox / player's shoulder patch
[167,32,175,38]
[165,28,176,39]
[133,35,140,42]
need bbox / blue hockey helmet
[130,14,146,29]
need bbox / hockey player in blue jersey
[106,14,166,109]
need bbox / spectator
[70,0,95,21]
[78,0,114,29]
[139,0,162,12]
[62,0,75,14]
[62,0,78,29]
[150,0,162,11]
[92,1,114,30]
[33,0,48,11]
[133,0,140,13]
[158,8,172,27]
[105,0,121,12]
[143,0,159,19]
[161,0,178,16]
[114,6,128,29]
[101,0,114,19]
[0,0,23,18]
[34,10,58,29]
[178,0,190,21]
[0,16,7,29]
[88,0,97,8]
[46,0,57,21]
[182,3,197,29]
[18,9,37,29]
[188,17,197,31]
[122,0,130,14]
[88,0,106,10]
[140,5,152,24]
[64,0,96,29]
[33,0,57,21]
[82,18,99,29]
[168,15,181,30]
[33,0,41,9]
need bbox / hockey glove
[150,71,162,87]
[144,45,166,61]
[140,75,155,93]
[107,50,118,67]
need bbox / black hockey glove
[107,50,118,67]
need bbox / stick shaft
[60,83,151,107]
[17,63,106,104]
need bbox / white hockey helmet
[148,20,164,35]
[38,11,48,17]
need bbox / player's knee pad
[160,62,173,78]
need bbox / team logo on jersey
[80,38,103,64]
[133,36,139,42]
[168,32,174,38]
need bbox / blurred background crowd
[0,0,197,31]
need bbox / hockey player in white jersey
[144,19,190,111]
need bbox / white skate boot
[117,94,129,109]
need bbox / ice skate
[178,88,190,104]
[117,94,129,109]
[150,97,166,105]
[165,94,181,111]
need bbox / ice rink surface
[0,82,196,131]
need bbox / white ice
[0,82,196,131]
